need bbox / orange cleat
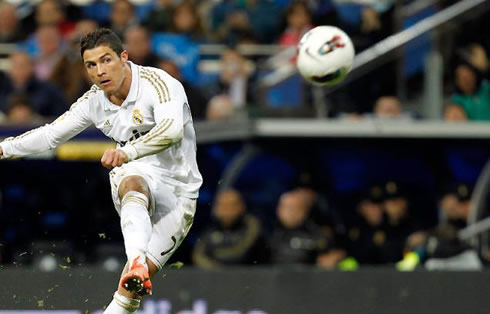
[120,256,152,296]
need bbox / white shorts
[109,163,196,270]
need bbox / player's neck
[108,63,132,106]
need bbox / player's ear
[120,50,129,62]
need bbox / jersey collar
[124,61,139,104]
[102,61,140,111]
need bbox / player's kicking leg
[104,175,154,313]
[104,258,158,313]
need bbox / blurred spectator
[373,96,402,118]
[170,0,205,42]
[211,0,281,45]
[279,1,313,47]
[35,0,76,38]
[268,190,337,266]
[439,183,472,229]
[243,0,282,43]
[192,189,266,268]
[204,48,255,110]
[384,182,410,226]
[365,96,416,120]
[6,94,43,124]
[360,7,381,35]
[143,0,174,33]
[80,0,112,26]
[458,43,489,80]
[399,183,481,271]
[330,1,396,115]
[151,12,201,84]
[206,94,235,121]
[0,2,22,44]
[34,25,65,81]
[211,2,254,44]
[70,19,98,43]
[443,103,468,122]
[469,44,489,78]
[292,178,344,238]
[308,0,339,27]
[294,186,330,228]
[370,96,415,120]
[339,96,415,120]
[401,223,481,271]
[451,63,490,121]
[124,26,160,68]
[334,1,395,51]
[149,1,204,84]
[345,185,390,265]
[382,181,419,263]
[110,0,137,39]
[158,58,208,121]
[0,51,66,117]
[49,19,97,104]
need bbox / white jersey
[0,61,202,198]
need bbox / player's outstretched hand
[101,148,128,169]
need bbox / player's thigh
[146,196,196,271]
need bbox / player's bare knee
[119,176,150,201]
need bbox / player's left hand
[101,148,128,169]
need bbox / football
[296,26,355,86]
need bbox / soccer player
[0,28,202,313]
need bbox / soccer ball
[296,26,355,86]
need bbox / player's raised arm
[0,97,93,159]
[118,78,185,162]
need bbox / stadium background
[0,0,490,313]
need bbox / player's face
[82,45,128,95]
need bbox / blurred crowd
[0,0,488,123]
[0,0,489,271]
[4,175,482,271]
[190,180,483,271]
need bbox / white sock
[104,291,140,313]
[120,191,152,267]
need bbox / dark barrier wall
[2,139,490,265]
[1,267,490,314]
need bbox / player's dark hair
[80,28,124,60]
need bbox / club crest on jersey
[132,109,144,125]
